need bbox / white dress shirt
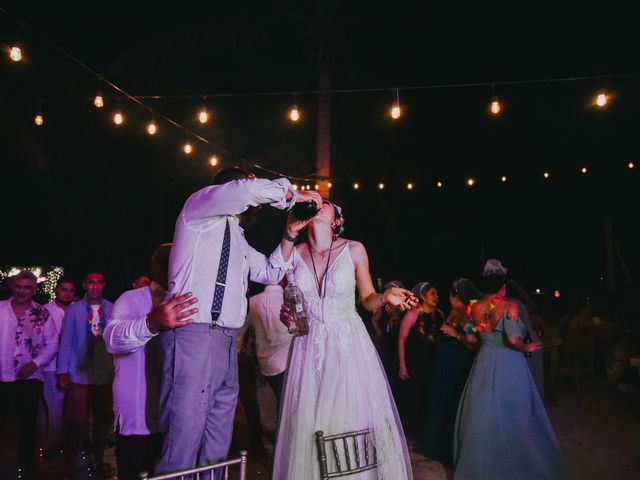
[246,285,292,376]
[169,178,294,328]
[43,301,66,372]
[104,286,159,435]
[0,299,58,382]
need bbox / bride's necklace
[309,237,334,299]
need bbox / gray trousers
[156,323,238,475]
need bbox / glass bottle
[283,270,309,337]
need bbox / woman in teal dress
[454,260,570,479]
[420,278,480,466]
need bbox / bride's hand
[383,287,419,311]
[286,212,310,237]
[280,304,295,333]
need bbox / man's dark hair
[480,274,506,295]
[56,276,76,288]
[211,167,251,185]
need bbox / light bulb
[314,184,319,190]
[501,176,507,182]
[113,112,124,125]
[289,107,300,122]
[353,183,360,190]
[94,95,104,108]
[406,183,413,190]
[554,290,561,298]
[581,166,588,174]
[209,155,218,166]
[595,93,608,107]
[543,172,550,179]
[327,182,332,188]
[198,108,209,124]
[628,162,635,169]
[34,114,43,126]
[490,100,501,115]
[9,46,22,62]
[378,183,385,190]
[146,121,157,135]
[390,105,401,119]
[436,181,443,188]
[467,178,475,186]
[183,143,193,154]
[292,184,299,190]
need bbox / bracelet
[283,230,298,243]
[145,314,160,335]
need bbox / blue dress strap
[497,314,526,338]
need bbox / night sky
[1,1,638,314]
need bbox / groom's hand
[148,292,198,332]
[295,190,322,209]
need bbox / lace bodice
[293,243,358,326]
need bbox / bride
[273,199,417,479]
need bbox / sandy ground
[1,376,638,479]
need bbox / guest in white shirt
[0,270,57,478]
[39,277,76,459]
[246,280,291,405]
[155,167,321,475]
[105,243,197,480]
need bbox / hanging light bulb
[628,162,635,169]
[406,182,413,190]
[93,94,104,108]
[595,93,608,107]
[183,142,193,154]
[9,45,22,62]
[390,88,401,119]
[314,184,319,190]
[34,113,44,126]
[581,166,588,174]
[327,182,332,189]
[436,181,443,188]
[378,182,385,190]
[543,171,550,179]
[490,99,502,115]
[289,107,300,122]
[209,155,219,166]
[353,182,360,190]
[113,110,124,125]
[198,108,209,124]
[146,120,157,135]
[501,176,507,182]
[292,184,299,190]
[467,177,476,187]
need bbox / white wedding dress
[272,243,413,479]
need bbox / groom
[156,167,320,475]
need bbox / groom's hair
[211,167,251,185]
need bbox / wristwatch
[283,230,298,242]
[145,314,160,335]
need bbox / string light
[34,113,43,126]
[490,99,502,115]
[406,182,414,190]
[327,182,333,188]
[554,290,561,298]
[436,181,443,188]
[543,172,550,179]
[209,155,219,166]
[390,88,401,119]
[183,142,193,154]
[628,162,634,169]
[146,119,157,135]
[595,92,608,107]
[466,177,476,187]
[581,166,588,174]
[501,176,507,182]
[289,95,300,122]
[93,94,104,108]
[378,182,385,190]
[314,184,319,190]
[198,98,210,124]
[292,184,299,190]
[9,44,22,62]
[353,182,360,190]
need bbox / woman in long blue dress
[454,262,571,480]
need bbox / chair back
[315,429,378,479]
[139,451,247,480]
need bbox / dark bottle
[291,201,320,221]
[523,331,532,358]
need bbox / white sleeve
[182,178,293,226]
[104,292,156,355]
[248,243,292,285]
[32,310,59,368]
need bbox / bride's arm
[350,241,417,312]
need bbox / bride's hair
[332,203,345,237]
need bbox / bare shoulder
[504,300,520,321]
[347,239,366,259]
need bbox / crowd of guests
[1,167,573,480]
